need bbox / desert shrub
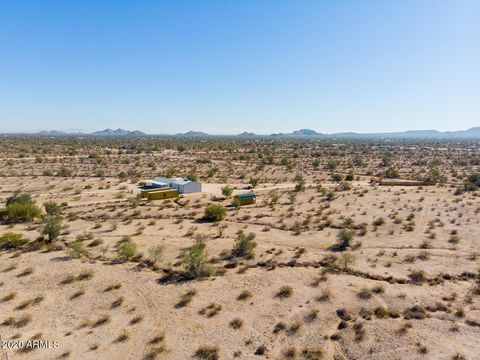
[338,252,356,270]
[372,217,385,226]
[43,201,64,216]
[357,288,372,300]
[464,172,480,191]
[148,245,164,264]
[331,173,343,182]
[66,241,89,258]
[57,166,72,177]
[221,185,234,197]
[232,231,256,258]
[41,215,62,242]
[276,285,293,299]
[203,205,226,222]
[0,232,25,249]
[183,236,214,279]
[374,306,389,318]
[237,290,252,301]
[2,193,41,222]
[249,177,260,188]
[403,305,427,320]
[117,237,137,260]
[294,176,305,192]
[385,167,399,178]
[335,229,354,250]
[229,318,243,329]
[408,269,427,284]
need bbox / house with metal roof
[149,177,202,194]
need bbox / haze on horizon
[0,0,479,134]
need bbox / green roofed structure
[234,193,256,205]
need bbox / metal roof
[236,193,256,199]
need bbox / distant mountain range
[32,128,146,137]
[3,127,480,139]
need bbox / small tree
[221,185,234,198]
[41,215,62,242]
[183,235,214,279]
[204,205,227,222]
[336,229,354,250]
[232,231,256,258]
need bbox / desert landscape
[0,135,479,360]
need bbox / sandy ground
[0,139,479,360]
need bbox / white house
[150,177,202,194]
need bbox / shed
[234,193,256,205]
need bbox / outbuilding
[234,193,256,205]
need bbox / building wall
[181,182,202,194]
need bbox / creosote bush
[203,205,227,222]
[117,236,137,260]
[183,235,214,279]
[232,231,256,258]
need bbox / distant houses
[146,177,202,194]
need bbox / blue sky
[0,0,479,134]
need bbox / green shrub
[183,236,214,279]
[43,201,64,216]
[232,231,256,258]
[385,167,399,178]
[464,173,480,191]
[336,229,354,250]
[66,241,89,258]
[221,185,234,198]
[6,192,33,206]
[0,232,25,249]
[117,237,137,260]
[41,215,62,242]
[3,203,41,222]
[203,205,226,222]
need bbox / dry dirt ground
[0,138,479,360]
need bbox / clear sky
[0,0,479,134]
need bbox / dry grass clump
[276,285,293,299]
[302,347,323,359]
[60,270,94,285]
[175,289,197,308]
[198,303,222,318]
[1,291,17,302]
[403,305,427,320]
[237,289,252,301]
[114,330,129,343]
[17,267,34,277]
[353,321,366,341]
[2,314,32,328]
[104,282,122,292]
[129,315,143,325]
[92,315,110,328]
[111,296,124,309]
[69,289,85,300]
[194,344,219,360]
[15,295,44,310]
[229,318,243,329]
[357,287,372,300]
